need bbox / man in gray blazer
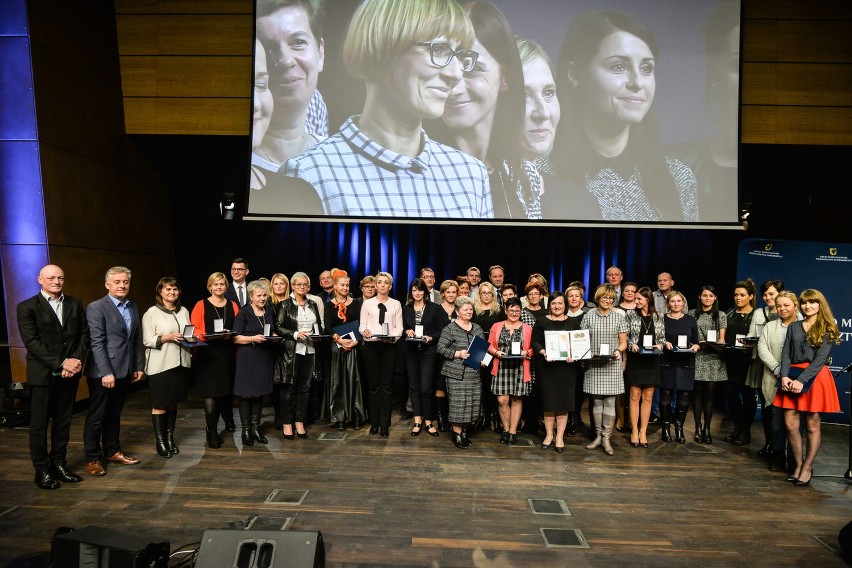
[17,264,90,489]
[82,266,145,476]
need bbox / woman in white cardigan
[142,277,192,458]
[756,290,798,473]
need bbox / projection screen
[246,0,742,227]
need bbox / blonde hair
[270,273,290,305]
[343,0,474,81]
[207,272,227,290]
[474,282,500,316]
[798,289,841,347]
[593,284,616,304]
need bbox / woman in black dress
[723,279,757,446]
[624,287,665,447]
[233,280,277,446]
[473,282,503,432]
[403,278,448,437]
[660,291,700,443]
[325,275,366,430]
[190,272,239,448]
[531,292,580,452]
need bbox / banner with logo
[738,239,851,425]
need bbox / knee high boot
[586,406,603,449]
[251,398,268,444]
[601,414,615,455]
[436,396,450,432]
[674,402,688,444]
[152,414,171,457]
[221,394,236,432]
[239,398,253,446]
[165,409,180,455]
[660,404,672,443]
[205,409,222,449]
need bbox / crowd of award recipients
[18,260,841,490]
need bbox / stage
[1,390,849,567]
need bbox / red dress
[772,362,840,413]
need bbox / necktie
[238,285,245,306]
[378,303,386,325]
[118,301,131,332]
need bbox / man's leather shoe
[106,451,140,465]
[51,464,83,483]
[86,461,106,477]
[35,471,60,490]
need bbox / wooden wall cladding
[116,0,852,144]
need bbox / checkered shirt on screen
[305,89,328,137]
[282,116,493,219]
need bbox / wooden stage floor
[1,390,850,567]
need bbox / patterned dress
[581,310,628,396]
[691,310,728,382]
[491,326,531,397]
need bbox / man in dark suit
[17,265,90,489]
[82,266,144,476]
[225,257,250,307]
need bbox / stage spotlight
[221,193,236,220]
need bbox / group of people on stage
[250,0,740,222]
[18,259,841,491]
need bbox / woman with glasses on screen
[280,0,492,219]
[548,10,698,222]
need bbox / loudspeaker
[840,519,852,563]
[196,530,324,568]
[51,526,169,567]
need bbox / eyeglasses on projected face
[416,42,479,72]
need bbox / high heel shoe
[540,438,553,450]
[410,423,423,437]
[554,444,565,453]
[630,432,640,448]
[507,433,517,445]
[500,431,509,445]
[793,467,812,486]
[694,424,703,443]
[701,426,713,444]
[638,431,648,448]
[425,423,440,437]
[460,429,473,446]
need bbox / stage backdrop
[738,238,851,425]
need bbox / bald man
[17,265,90,489]
[653,272,688,314]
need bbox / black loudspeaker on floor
[196,530,325,568]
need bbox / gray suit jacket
[84,295,144,379]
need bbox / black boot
[251,399,268,444]
[674,405,688,444]
[165,409,180,455]
[461,427,473,446]
[660,405,672,443]
[724,425,741,444]
[152,414,171,457]
[757,440,773,457]
[436,397,450,432]
[221,395,236,432]
[239,399,253,446]
[452,432,468,449]
[702,425,713,444]
[205,410,221,449]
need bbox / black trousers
[83,376,130,460]
[29,378,80,472]
[361,341,398,428]
[405,351,435,420]
[280,354,315,424]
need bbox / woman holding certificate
[775,289,841,487]
[437,296,484,449]
[488,298,533,445]
[581,285,627,455]
[233,281,278,446]
[531,292,580,452]
[660,291,700,444]
[403,278,446,438]
[689,286,727,444]
[325,274,365,431]
[624,287,665,448]
[190,272,239,449]
[360,272,403,438]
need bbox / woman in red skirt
[774,289,841,486]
